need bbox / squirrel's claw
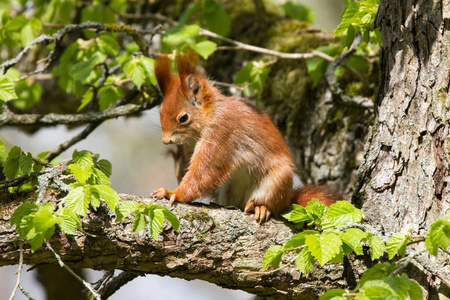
[246,202,272,223]
[169,194,177,206]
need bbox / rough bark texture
[354,0,450,297]
[0,194,345,299]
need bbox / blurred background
[0,0,343,299]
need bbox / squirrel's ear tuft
[177,48,201,95]
[155,55,173,95]
[185,74,203,106]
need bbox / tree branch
[0,96,160,127]
[0,194,344,299]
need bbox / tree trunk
[354,0,450,297]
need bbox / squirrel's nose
[162,136,172,144]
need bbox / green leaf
[13,79,42,110]
[138,57,157,87]
[124,58,145,89]
[295,247,315,275]
[162,208,180,231]
[162,24,200,50]
[341,228,365,255]
[282,2,315,23]
[34,203,57,232]
[3,146,22,179]
[91,185,120,211]
[305,198,328,221]
[283,230,319,250]
[77,87,94,112]
[132,213,146,232]
[115,200,140,222]
[408,279,424,300]
[72,150,94,166]
[0,75,18,101]
[319,289,346,300]
[305,232,342,266]
[200,0,231,36]
[149,209,165,240]
[98,85,123,110]
[57,208,81,235]
[386,232,409,259]
[368,235,385,260]
[11,203,39,226]
[69,163,94,184]
[92,168,110,186]
[425,215,450,256]
[282,204,310,224]
[356,263,396,289]
[263,245,283,270]
[192,40,217,59]
[96,159,113,178]
[20,17,42,47]
[69,54,101,83]
[65,186,90,216]
[323,201,363,228]
[96,34,120,56]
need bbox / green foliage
[121,56,157,90]
[386,232,410,259]
[0,75,18,102]
[263,245,283,270]
[179,0,231,37]
[335,0,381,48]
[305,45,341,87]
[282,2,314,24]
[116,200,180,239]
[235,60,272,96]
[162,24,217,59]
[425,213,450,256]
[3,146,34,179]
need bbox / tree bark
[0,194,345,299]
[354,0,450,297]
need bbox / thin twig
[0,170,48,190]
[8,241,23,300]
[46,242,101,300]
[18,285,36,300]
[100,271,140,300]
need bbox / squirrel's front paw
[244,201,272,223]
[151,187,170,199]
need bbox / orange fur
[152,52,340,222]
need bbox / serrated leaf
[72,150,94,166]
[132,213,146,232]
[69,163,93,183]
[124,58,145,89]
[115,200,140,222]
[77,87,94,112]
[0,75,18,101]
[368,235,385,260]
[96,159,113,178]
[162,208,180,231]
[282,204,311,224]
[408,279,423,300]
[20,17,42,47]
[323,201,363,228]
[92,185,120,211]
[162,24,200,50]
[96,34,120,56]
[263,245,283,271]
[341,229,364,255]
[139,57,157,87]
[283,230,319,250]
[11,203,39,226]
[57,208,81,235]
[69,54,101,83]
[386,232,409,259]
[305,198,328,220]
[356,263,396,289]
[92,168,110,186]
[305,232,342,266]
[34,203,57,233]
[295,247,315,275]
[65,186,89,216]
[149,209,165,240]
[425,216,450,256]
[192,40,217,59]
[98,85,123,110]
[89,187,101,211]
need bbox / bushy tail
[293,185,341,207]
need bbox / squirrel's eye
[179,113,189,124]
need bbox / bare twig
[18,285,35,300]
[0,170,47,191]
[46,242,101,300]
[8,241,24,300]
[0,98,159,127]
[100,271,140,300]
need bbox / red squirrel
[151,51,339,222]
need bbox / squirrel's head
[155,50,213,145]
